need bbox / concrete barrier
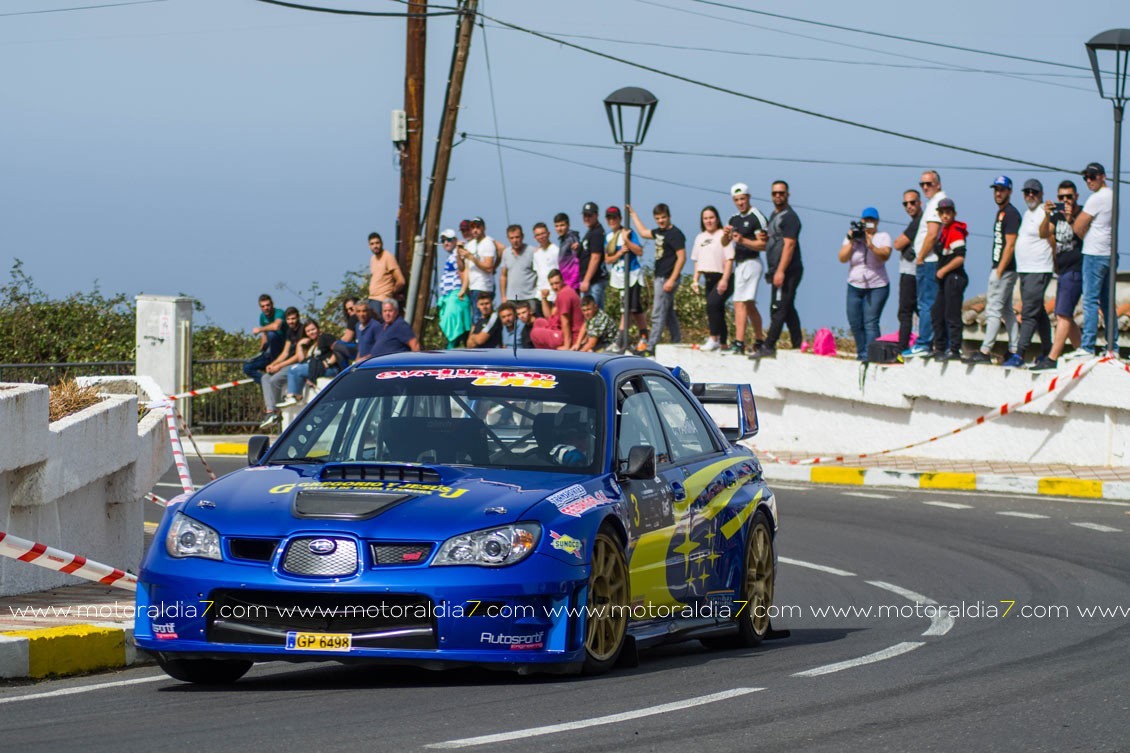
[0,378,170,597]
[656,345,1129,468]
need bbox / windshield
[269,367,604,475]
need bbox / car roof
[352,348,659,377]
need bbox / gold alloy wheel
[744,518,775,637]
[585,532,629,663]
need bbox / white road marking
[1071,522,1122,533]
[867,581,955,636]
[923,501,973,510]
[0,675,168,705]
[779,556,856,577]
[425,687,765,749]
[793,642,925,677]
[996,511,1050,520]
[842,492,894,499]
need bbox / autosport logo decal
[268,481,467,498]
[550,531,584,559]
[480,631,546,650]
[375,369,557,389]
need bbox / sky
[0,0,1125,339]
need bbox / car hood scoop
[292,490,413,520]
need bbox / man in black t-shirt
[1035,179,1085,368]
[893,189,923,352]
[467,296,503,348]
[726,183,770,355]
[965,176,1021,364]
[751,181,803,359]
[629,202,686,355]
[579,202,608,309]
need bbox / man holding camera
[1035,181,1084,368]
[893,189,923,353]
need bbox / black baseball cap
[1083,162,1106,178]
[470,217,485,226]
[582,202,599,216]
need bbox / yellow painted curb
[919,472,977,490]
[213,442,248,455]
[2,625,126,678]
[810,467,866,486]
[1037,478,1103,499]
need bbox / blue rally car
[136,350,778,683]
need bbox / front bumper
[135,552,590,669]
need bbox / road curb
[764,464,1130,502]
[0,624,151,680]
[192,441,248,456]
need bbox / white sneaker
[701,339,721,352]
[276,395,302,409]
[1062,348,1093,362]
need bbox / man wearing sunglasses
[1035,180,1085,368]
[1011,179,1055,369]
[965,176,1020,365]
[1071,162,1114,357]
[893,189,923,353]
[905,170,946,358]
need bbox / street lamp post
[1085,29,1130,355]
[603,87,658,353]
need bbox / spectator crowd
[244,163,1117,428]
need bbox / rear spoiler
[690,382,759,443]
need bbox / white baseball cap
[440,228,457,240]
[731,182,750,197]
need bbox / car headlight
[433,523,541,567]
[165,512,222,561]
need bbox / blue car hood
[177,465,588,540]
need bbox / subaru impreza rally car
[136,350,778,683]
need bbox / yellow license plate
[286,631,352,652]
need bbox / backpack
[812,328,837,356]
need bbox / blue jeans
[242,330,284,381]
[846,284,889,360]
[588,280,607,310]
[285,363,339,396]
[915,262,938,349]
[1081,254,1112,353]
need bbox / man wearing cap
[725,182,769,355]
[579,202,609,308]
[531,222,559,317]
[459,218,503,325]
[629,202,687,355]
[930,198,969,360]
[905,170,946,358]
[499,224,540,314]
[893,189,923,353]
[604,206,648,351]
[966,176,1021,365]
[436,228,471,348]
[1011,179,1055,368]
[1072,162,1115,357]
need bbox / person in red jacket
[931,197,969,360]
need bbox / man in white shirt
[531,222,559,316]
[1013,179,1055,368]
[1073,162,1115,356]
[907,169,946,357]
[460,217,503,325]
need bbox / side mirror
[247,435,271,466]
[621,445,656,480]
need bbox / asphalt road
[7,462,1130,752]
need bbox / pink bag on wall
[812,328,837,357]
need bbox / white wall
[0,380,170,597]
[656,346,1128,468]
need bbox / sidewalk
[4,439,1129,682]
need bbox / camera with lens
[849,220,866,241]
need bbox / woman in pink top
[838,207,892,360]
[690,206,734,351]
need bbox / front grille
[207,590,436,649]
[370,542,434,566]
[319,463,441,483]
[229,538,281,562]
[282,537,359,576]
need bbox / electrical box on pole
[391,109,408,144]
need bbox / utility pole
[397,0,426,276]
[413,0,478,335]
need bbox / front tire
[157,657,253,685]
[702,509,775,649]
[582,528,630,675]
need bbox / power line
[477,8,510,224]
[460,132,1066,173]
[689,0,1097,73]
[253,0,458,17]
[0,0,166,17]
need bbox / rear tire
[701,509,775,649]
[581,528,630,675]
[158,657,253,685]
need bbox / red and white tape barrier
[146,492,169,507]
[165,378,254,401]
[755,355,1109,466]
[1104,355,1130,376]
[0,531,136,591]
[161,401,195,494]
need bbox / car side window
[643,375,719,462]
[617,380,671,466]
